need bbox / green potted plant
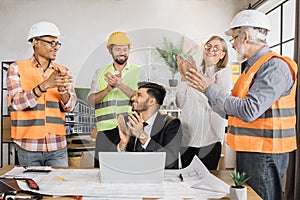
[230,169,251,200]
[156,36,194,87]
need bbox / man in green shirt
[87,32,140,167]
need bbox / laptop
[99,152,166,184]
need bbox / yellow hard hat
[106,32,131,48]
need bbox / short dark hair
[137,82,166,105]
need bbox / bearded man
[185,10,297,200]
[87,32,140,167]
[117,82,182,169]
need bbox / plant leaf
[156,36,195,74]
[230,169,251,187]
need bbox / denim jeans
[17,146,68,167]
[236,151,289,200]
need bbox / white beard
[236,44,247,63]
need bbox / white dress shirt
[176,66,232,147]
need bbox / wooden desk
[0,166,261,200]
[210,170,262,200]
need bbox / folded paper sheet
[164,156,230,199]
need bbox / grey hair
[238,27,268,44]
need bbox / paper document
[3,167,196,199]
[2,158,229,199]
[164,156,230,198]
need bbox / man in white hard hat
[87,32,140,167]
[184,10,297,200]
[7,21,77,166]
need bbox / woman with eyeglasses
[176,35,232,169]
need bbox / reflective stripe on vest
[227,52,297,153]
[9,102,64,126]
[9,59,67,139]
[95,99,130,109]
[95,64,140,131]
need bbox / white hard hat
[27,21,61,42]
[225,10,271,36]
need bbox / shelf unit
[1,61,14,167]
[160,86,181,118]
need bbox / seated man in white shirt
[117,82,182,169]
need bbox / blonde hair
[201,35,228,72]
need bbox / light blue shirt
[206,46,294,122]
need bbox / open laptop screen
[99,152,166,184]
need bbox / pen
[55,176,67,181]
[177,152,183,181]
[179,173,184,182]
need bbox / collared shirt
[7,56,77,151]
[141,111,158,148]
[206,45,294,122]
[176,67,232,147]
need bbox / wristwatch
[138,132,146,140]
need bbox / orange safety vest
[227,52,297,153]
[8,59,66,139]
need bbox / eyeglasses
[229,35,239,44]
[36,38,61,48]
[204,44,223,53]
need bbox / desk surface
[210,170,262,200]
[0,165,261,200]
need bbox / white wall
[0,0,251,87]
[0,0,255,167]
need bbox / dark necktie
[135,122,148,152]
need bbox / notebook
[0,178,21,196]
[99,152,166,184]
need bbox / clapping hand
[127,111,144,138]
[56,70,73,91]
[104,72,122,88]
[43,69,72,91]
[117,115,131,143]
[186,67,214,93]
[177,55,197,81]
